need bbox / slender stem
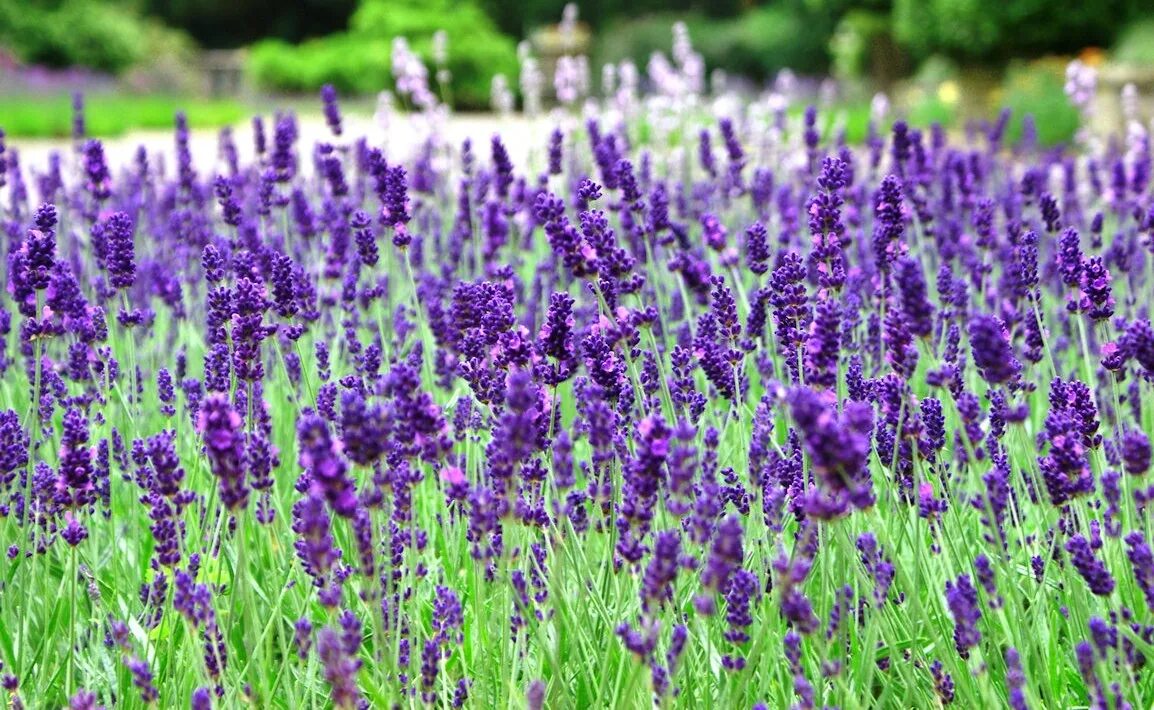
[67,544,78,694]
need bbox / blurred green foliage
[829,10,903,83]
[891,0,1146,61]
[250,36,392,95]
[998,59,1080,147]
[0,0,148,72]
[249,0,518,107]
[145,0,358,50]
[594,4,834,81]
[480,0,744,38]
[1112,17,1154,65]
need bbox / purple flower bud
[297,411,357,517]
[125,656,159,704]
[808,157,848,291]
[1078,256,1114,321]
[191,687,212,710]
[100,212,136,290]
[196,394,248,510]
[83,141,111,201]
[526,680,546,710]
[803,298,841,390]
[317,626,361,707]
[1006,648,1028,710]
[872,175,905,270]
[1066,534,1115,596]
[320,84,343,137]
[1122,430,1152,476]
[945,574,981,658]
[896,257,933,338]
[969,315,1021,385]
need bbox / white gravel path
[8,112,556,178]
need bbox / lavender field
[1,42,1154,710]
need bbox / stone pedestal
[1094,63,1154,136]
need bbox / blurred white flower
[1064,59,1097,115]
[870,92,890,125]
[1122,82,1140,123]
[432,30,448,67]
[520,55,543,117]
[491,74,514,116]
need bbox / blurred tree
[249,0,518,108]
[592,0,845,82]
[145,0,358,48]
[891,0,1146,61]
[0,0,148,71]
[479,0,747,38]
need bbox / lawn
[0,94,247,138]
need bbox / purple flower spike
[197,394,249,511]
[969,314,1021,385]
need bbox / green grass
[0,94,247,138]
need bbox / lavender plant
[0,28,1153,710]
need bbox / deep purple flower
[0,410,29,491]
[930,660,955,705]
[1066,534,1115,596]
[723,568,759,647]
[294,617,313,659]
[297,411,357,517]
[803,298,841,390]
[969,314,1021,385]
[339,390,385,466]
[213,176,241,227]
[536,292,577,385]
[770,251,809,373]
[945,574,982,658]
[83,140,111,202]
[895,257,933,338]
[100,212,136,290]
[697,515,744,614]
[196,394,248,510]
[321,84,343,136]
[492,134,514,198]
[1057,227,1083,288]
[19,204,58,291]
[641,529,681,612]
[191,687,212,710]
[1039,402,1094,505]
[547,128,563,175]
[1124,531,1154,611]
[1121,429,1151,476]
[872,175,906,271]
[807,157,848,291]
[57,407,94,510]
[745,221,770,275]
[883,307,918,378]
[125,656,158,703]
[350,210,378,267]
[317,626,361,707]
[1006,647,1028,710]
[789,386,873,508]
[202,244,226,284]
[1078,256,1114,321]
